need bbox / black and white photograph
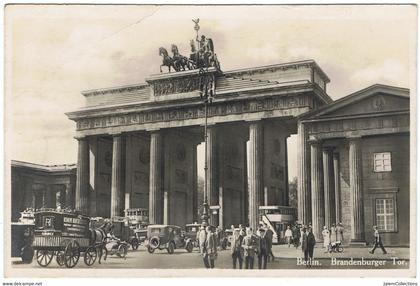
[3,3,417,279]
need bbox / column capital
[74,135,87,141]
[109,132,123,137]
[347,136,362,142]
[308,138,322,146]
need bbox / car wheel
[167,242,175,254]
[338,246,344,253]
[185,242,193,253]
[147,246,155,254]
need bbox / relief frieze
[76,94,308,131]
[153,76,201,96]
[308,114,409,135]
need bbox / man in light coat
[198,224,209,268]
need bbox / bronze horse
[159,47,175,73]
[171,44,193,71]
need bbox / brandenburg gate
[66,23,332,232]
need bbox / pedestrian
[284,225,293,247]
[256,228,269,269]
[307,227,316,267]
[263,223,275,262]
[206,226,218,268]
[198,224,209,268]
[242,228,257,269]
[301,227,309,267]
[369,225,387,254]
[336,222,344,242]
[292,224,300,248]
[231,228,244,269]
[322,226,330,253]
[330,224,337,243]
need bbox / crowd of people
[196,221,387,269]
[197,222,275,269]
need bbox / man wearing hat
[256,227,269,269]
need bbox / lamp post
[199,67,214,225]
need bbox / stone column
[89,137,98,216]
[206,126,218,226]
[310,140,324,240]
[65,182,73,209]
[333,152,341,223]
[111,134,124,217]
[75,137,89,214]
[297,122,311,225]
[349,138,365,242]
[248,122,263,231]
[322,148,335,227]
[149,132,163,224]
[56,188,62,210]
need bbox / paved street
[11,245,409,270]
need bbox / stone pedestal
[297,122,311,225]
[111,135,124,217]
[75,138,89,214]
[248,122,263,231]
[310,140,324,240]
[149,132,163,224]
[349,138,365,243]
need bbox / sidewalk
[272,244,410,260]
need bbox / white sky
[5,4,416,180]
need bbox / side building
[11,160,76,222]
[298,84,410,246]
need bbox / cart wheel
[147,246,155,254]
[117,244,128,258]
[36,250,53,267]
[56,251,65,267]
[338,246,344,253]
[21,246,34,264]
[167,242,175,254]
[64,241,80,268]
[84,246,97,266]
[131,238,139,250]
[185,241,193,253]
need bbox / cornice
[66,82,319,121]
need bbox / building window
[375,198,396,232]
[374,152,392,172]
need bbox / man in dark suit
[257,228,269,269]
[369,225,387,254]
[301,227,309,267]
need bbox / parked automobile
[145,225,193,254]
[184,223,201,250]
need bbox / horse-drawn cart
[32,210,103,268]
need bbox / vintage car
[145,225,193,254]
[184,223,201,249]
